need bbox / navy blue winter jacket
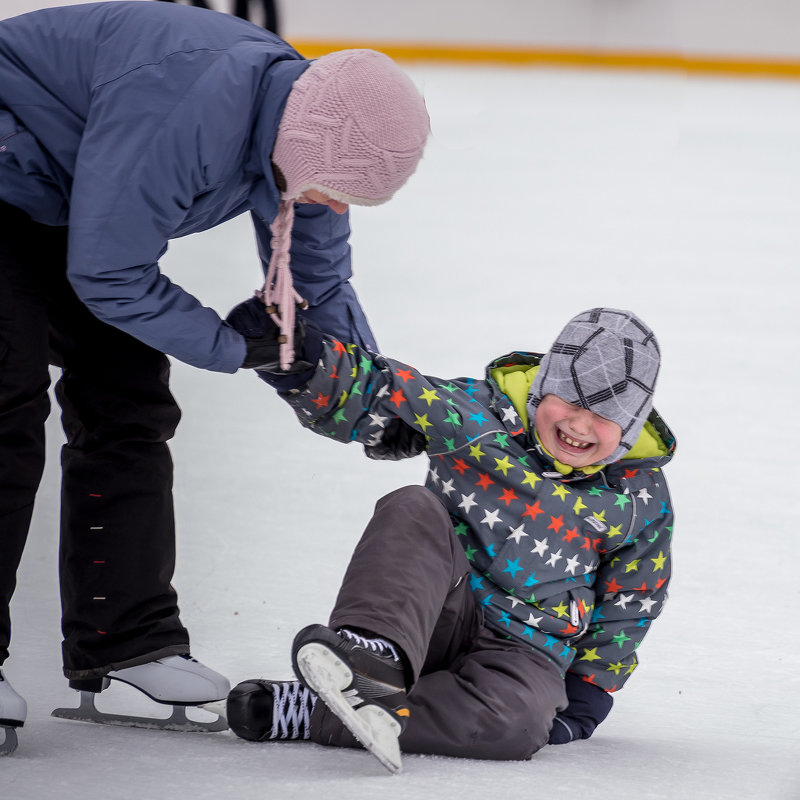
[0,1,376,371]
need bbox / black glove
[226,296,311,373]
[548,672,613,745]
[364,417,428,461]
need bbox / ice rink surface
[4,62,800,799]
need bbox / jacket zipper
[606,485,638,553]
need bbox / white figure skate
[0,670,26,755]
[51,654,230,733]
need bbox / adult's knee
[56,350,181,446]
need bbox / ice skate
[51,654,230,733]
[292,624,410,774]
[227,679,317,742]
[0,670,26,755]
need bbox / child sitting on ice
[223,304,675,772]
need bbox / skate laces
[338,628,401,662]
[271,681,316,740]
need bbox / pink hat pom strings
[256,200,307,370]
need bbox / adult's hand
[226,296,309,373]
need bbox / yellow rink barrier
[289,39,800,80]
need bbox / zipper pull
[570,600,580,627]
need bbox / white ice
[4,64,800,800]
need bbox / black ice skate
[291,624,410,774]
[0,670,26,755]
[227,679,317,742]
[51,654,230,733]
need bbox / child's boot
[291,624,410,773]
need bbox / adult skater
[223,305,674,772]
[0,1,428,754]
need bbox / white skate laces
[337,628,402,662]
[271,681,316,740]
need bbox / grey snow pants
[311,485,567,760]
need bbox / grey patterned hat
[527,308,661,464]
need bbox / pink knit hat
[273,48,430,205]
[259,50,430,369]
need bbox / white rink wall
[2,0,800,62]
[281,0,800,61]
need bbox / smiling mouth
[557,429,592,450]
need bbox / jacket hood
[487,351,676,478]
[246,57,310,212]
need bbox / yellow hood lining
[491,363,667,467]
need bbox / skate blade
[296,643,402,775]
[200,699,228,721]
[51,690,228,733]
[0,726,19,755]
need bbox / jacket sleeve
[65,51,258,372]
[569,478,673,692]
[282,336,440,451]
[251,207,378,351]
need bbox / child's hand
[548,672,613,744]
[364,418,427,461]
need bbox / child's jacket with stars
[282,339,676,692]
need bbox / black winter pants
[312,485,567,760]
[0,201,189,679]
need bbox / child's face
[534,394,622,467]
